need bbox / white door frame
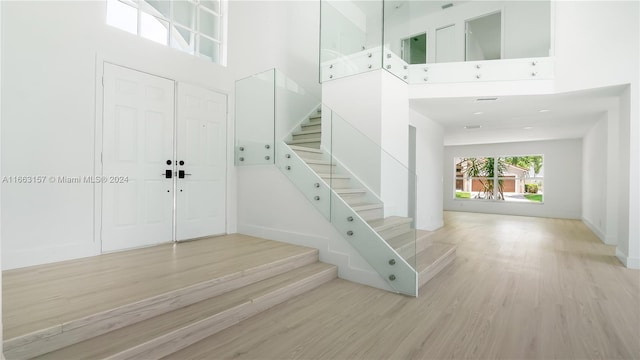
[93,59,228,253]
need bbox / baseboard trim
[582,217,611,244]
[616,248,640,269]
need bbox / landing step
[2,235,320,359]
[368,216,413,233]
[413,243,456,289]
[35,263,337,360]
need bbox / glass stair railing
[279,107,419,296]
[236,69,418,296]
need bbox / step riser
[322,177,351,188]
[293,150,324,161]
[339,193,368,206]
[293,132,321,141]
[378,223,412,240]
[356,207,383,221]
[308,163,336,173]
[419,248,456,289]
[394,233,434,260]
[4,251,320,360]
[105,267,337,360]
[289,141,320,149]
[301,124,321,132]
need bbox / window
[454,155,544,203]
[106,0,226,65]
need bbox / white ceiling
[410,85,625,146]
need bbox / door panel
[176,83,227,240]
[102,63,175,252]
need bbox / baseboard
[616,248,640,269]
[582,217,611,244]
[237,223,393,292]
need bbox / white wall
[0,0,4,354]
[236,166,392,292]
[582,114,608,241]
[554,1,639,268]
[1,0,322,269]
[410,109,444,230]
[384,1,551,63]
[443,139,583,219]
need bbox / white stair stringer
[277,141,418,296]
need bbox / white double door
[101,63,226,252]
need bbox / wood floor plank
[3,234,318,340]
[164,212,640,360]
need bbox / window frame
[106,0,227,65]
[454,155,544,204]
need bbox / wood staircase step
[292,129,321,140]
[301,123,321,132]
[3,236,321,359]
[289,145,324,160]
[286,138,321,149]
[413,243,456,289]
[34,263,337,360]
[368,216,413,240]
[351,202,384,221]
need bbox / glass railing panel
[330,190,417,296]
[320,0,383,82]
[274,70,321,143]
[235,69,275,165]
[327,107,418,273]
[382,0,411,82]
[276,143,331,220]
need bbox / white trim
[582,217,610,245]
[616,248,640,269]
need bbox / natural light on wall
[106,0,226,65]
[454,155,544,203]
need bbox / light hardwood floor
[165,212,640,360]
[2,234,317,340]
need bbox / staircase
[3,236,337,360]
[283,109,456,294]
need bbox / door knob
[166,160,172,165]
[179,160,185,166]
[178,170,192,178]
[163,169,172,178]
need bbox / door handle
[178,170,192,179]
[163,169,173,179]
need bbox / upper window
[454,155,544,203]
[106,0,226,65]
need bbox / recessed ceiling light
[464,125,482,130]
[539,109,550,113]
[473,111,483,115]
[523,126,534,130]
[476,97,498,102]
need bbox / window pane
[106,0,138,35]
[141,12,169,45]
[465,12,502,61]
[200,0,220,13]
[198,35,220,62]
[171,26,195,54]
[199,9,220,40]
[174,0,196,29]
[144,0,171,18]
